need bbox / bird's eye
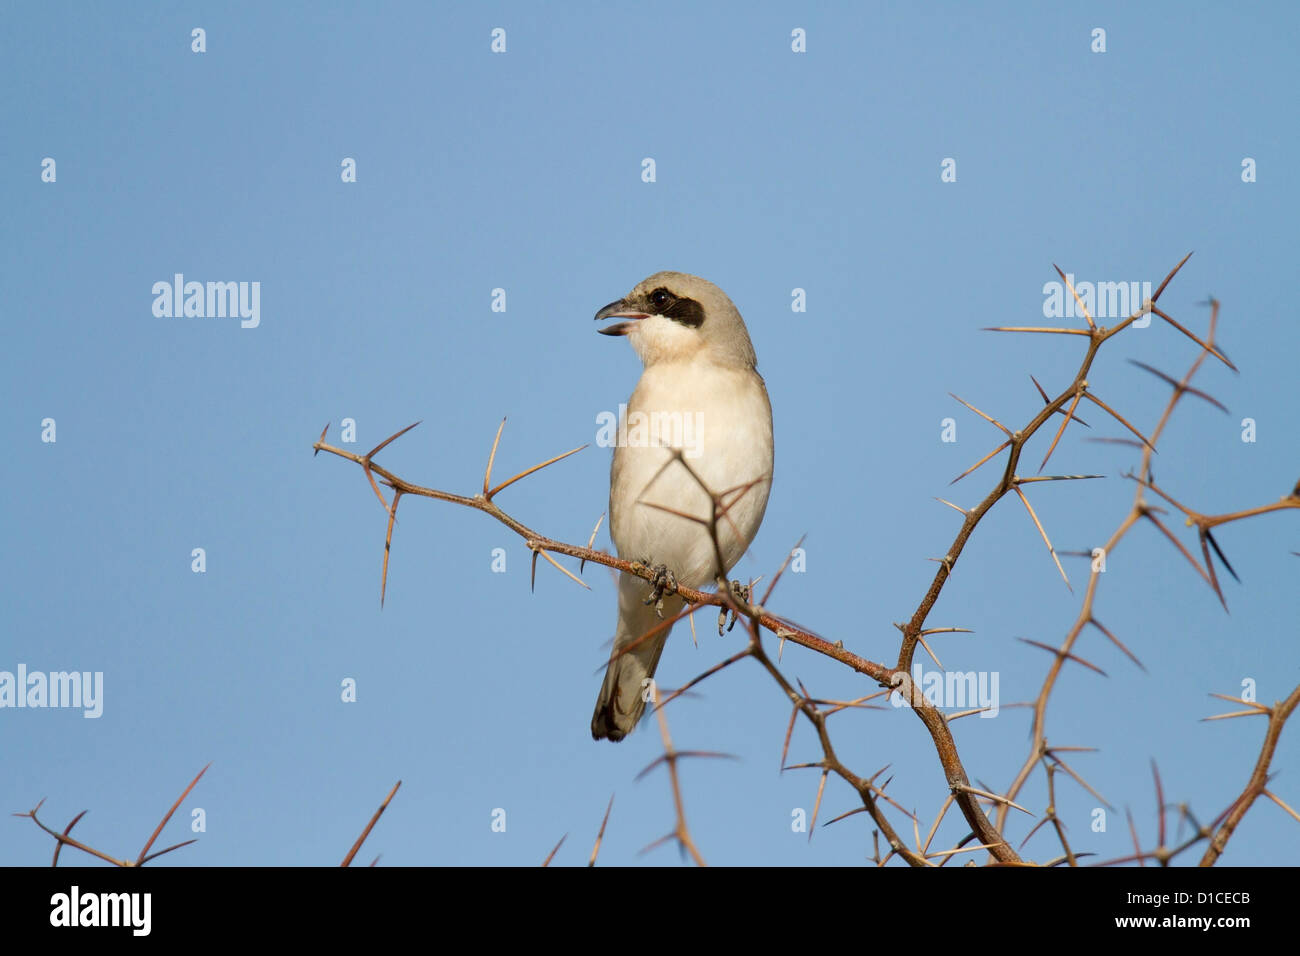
[650,289,672,311]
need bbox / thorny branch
[16,764,209,867]
[1199,684,1300,865]
[20,765,402,868]
[341,780,402,867]
[987,283,1299,865]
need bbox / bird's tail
[591,575,683,741]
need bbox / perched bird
[592,272,774,741]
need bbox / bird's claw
[642,563,678,617]
[718,580,751,635]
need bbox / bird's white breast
[609,357,773,589]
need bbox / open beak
[594,298,650,336]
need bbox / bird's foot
[641,563,678,617]
[718,580,752,635]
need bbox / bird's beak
[595,298,650,336]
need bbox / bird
[591,272,774,741]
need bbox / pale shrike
[591,272,774,741]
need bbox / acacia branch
[1201,683,1300,865]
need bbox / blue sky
[2,2,1297,867]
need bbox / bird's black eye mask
[645,287,704,328]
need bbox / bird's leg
[640,563,678,617]
[718,580,751,635]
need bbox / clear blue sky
[2,2,1297,866]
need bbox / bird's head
[595,271,758,369]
